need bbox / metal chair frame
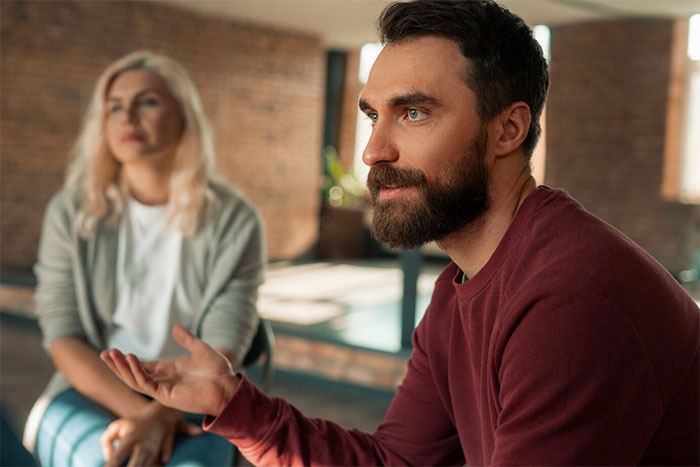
[241,318,275,392]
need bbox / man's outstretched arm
[100,324,396,465]
[102,323,461,466]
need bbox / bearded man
[102,1,699,465]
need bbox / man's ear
[492,102,531,157]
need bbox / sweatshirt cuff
[202,373,276,449]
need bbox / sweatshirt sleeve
[203,318,464,466]
[204,375,390,466]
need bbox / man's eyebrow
[358,99,373,112]
[359,93,442,112]
[389,92,441,108]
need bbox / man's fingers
[100,350,118,374]
[172,324,208,355]
[101,350,131,386]
[125,354,158,395]
[105,349,139,388]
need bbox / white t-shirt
[107,197,202,361]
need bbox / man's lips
[378,185,413,199]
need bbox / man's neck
[437,169,537,280]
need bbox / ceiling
[166,0,700,48]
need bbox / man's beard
[367,126,490,250]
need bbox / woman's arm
[35,194,199,464]
[198,194,265,364]
[48,336,150,417]
[35,194,155,417]
[50,336,202,464]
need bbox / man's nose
[362,122,398,167]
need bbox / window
[353,42,383,186]
[663,15,700,203]
[680,15,700,201]
[532,25,551,184]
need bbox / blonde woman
[24,51,265,466]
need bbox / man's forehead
[359,37,469,107]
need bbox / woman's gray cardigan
[23,181,266,451]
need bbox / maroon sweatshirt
[205,187,700,466]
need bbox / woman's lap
[172,413,236,466]
[36,389,235,467]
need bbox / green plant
[322,146,366,208]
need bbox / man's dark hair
[379,0,549,157]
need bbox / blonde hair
[65,50,218,237]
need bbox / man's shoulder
[504,188,699,373]
[501,185,696,322]
[512,187,659,281]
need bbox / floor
[259,258,449,352]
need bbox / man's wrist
[216,373,241,416]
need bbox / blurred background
[2,0,699,451]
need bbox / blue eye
[108,104,123,114]
[407,108,425,120]
[366,112,378,125]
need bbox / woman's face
[105,69,184,167]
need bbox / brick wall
[337,50,362,168]
[1,0,326,268]
[546,19,699,273]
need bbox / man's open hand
[100,324,240,417]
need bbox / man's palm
[101,324,239,416]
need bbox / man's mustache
[367,166,427,198]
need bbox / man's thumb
[172,324,203,354]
